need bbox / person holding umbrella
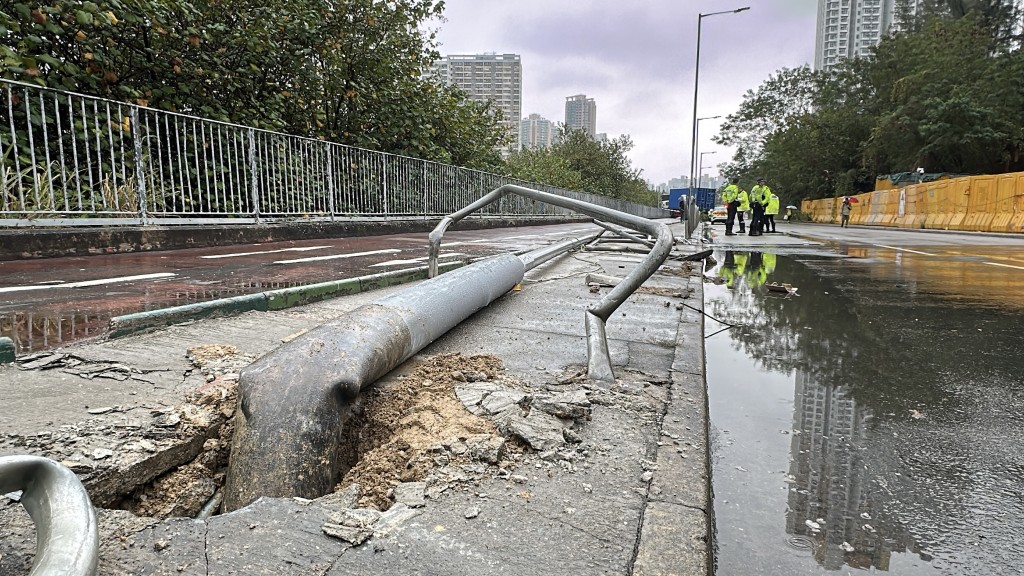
[840,196,853,227]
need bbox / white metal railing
[0,79,668,226]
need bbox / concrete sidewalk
[0,221,710,575]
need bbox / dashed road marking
[0,272,177,293]
[200,246,331,259]
[370,253,466,267]
[273,249,401,264]
[983,261,1024,271]
[873,244,936,256]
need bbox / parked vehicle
[709,205,728,224]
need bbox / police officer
[722,177,740,236]
[749,177,772,236]
[736,185,749,234]
[765,193,780,233]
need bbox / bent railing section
[0,455,99,576]
[428,184,674,381]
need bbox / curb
[107,260,467,339]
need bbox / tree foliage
[504,128,657,205]
[0,0,507,169]
[713,4,1024,205]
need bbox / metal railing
[0,79,669,226]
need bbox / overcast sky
[430,0,818,186]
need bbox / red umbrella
[844,197,859,203]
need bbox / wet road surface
[0,222,600,353]
[705,235,1024,575]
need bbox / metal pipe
[518,230,603,271]
[222,254,526,511]
[0,455,99,576]
[592,219,655,248]
[428,184,674,381]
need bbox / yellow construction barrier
[1008,174,1024,234]
[963,175,997,231]
[989,174,1017,233]
[924,180,950,229]
[797,170,1024,233]
[945,177,972,230]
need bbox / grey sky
[431,0,818,186]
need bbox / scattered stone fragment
[464,507,480,519]
[318,484,361,509]
[330,508,382,529]
[506,410,571,451]
[322,523,373,545]
[465,434,505,464]
[92,448,114,460]
[87,406,114,415]
[374,503,422,538]
[394,482,427,508]
[533,390,592,420]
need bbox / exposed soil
[338,353,523,510]
[114,344,247,518]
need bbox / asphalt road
[0,222,602,353]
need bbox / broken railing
[428,184,674,381]
[0,455,99,576]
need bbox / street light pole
[689,7,749,192]
[699,151,716,188]
[694,114,721,186]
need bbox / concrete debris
[322,523,373,546]
[533,390,592,420]
[455,381,592,452]
[464,434,505,464]
[330,508,382,529]
[394,482,427,508]
[505,410,570,451]
[317,483,361,509]
[464,506,481,519]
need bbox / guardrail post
[248,127,260,224]
[326,143,336,222]
[130,107,148,222]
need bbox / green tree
[505,128,657,205]
[0,0,507,168]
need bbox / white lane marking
[984,261,1024,271]
[0,272,177,294]
[369,253,466,268]
[273,249,401,264]
[200,246,331,259]
[873,244,936,256]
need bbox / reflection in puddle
[707,248,1024,576]
[0,278,312,354]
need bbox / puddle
[706,248,1024,576]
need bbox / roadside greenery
[0,0,507,171]
[714,2,1024,206]
[505,128,658,206]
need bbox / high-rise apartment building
[814,0,918,70]
[564,94,597,138]
[430,53,522,149]
[519,113,557,150]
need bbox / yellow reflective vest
[737,189,750,211]
[766,194,780,215]
[722,184,739,204]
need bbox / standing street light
[694,114,721,186]
[689,7,749,192]
[699,151,717,188]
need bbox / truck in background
[667,187,716,213]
